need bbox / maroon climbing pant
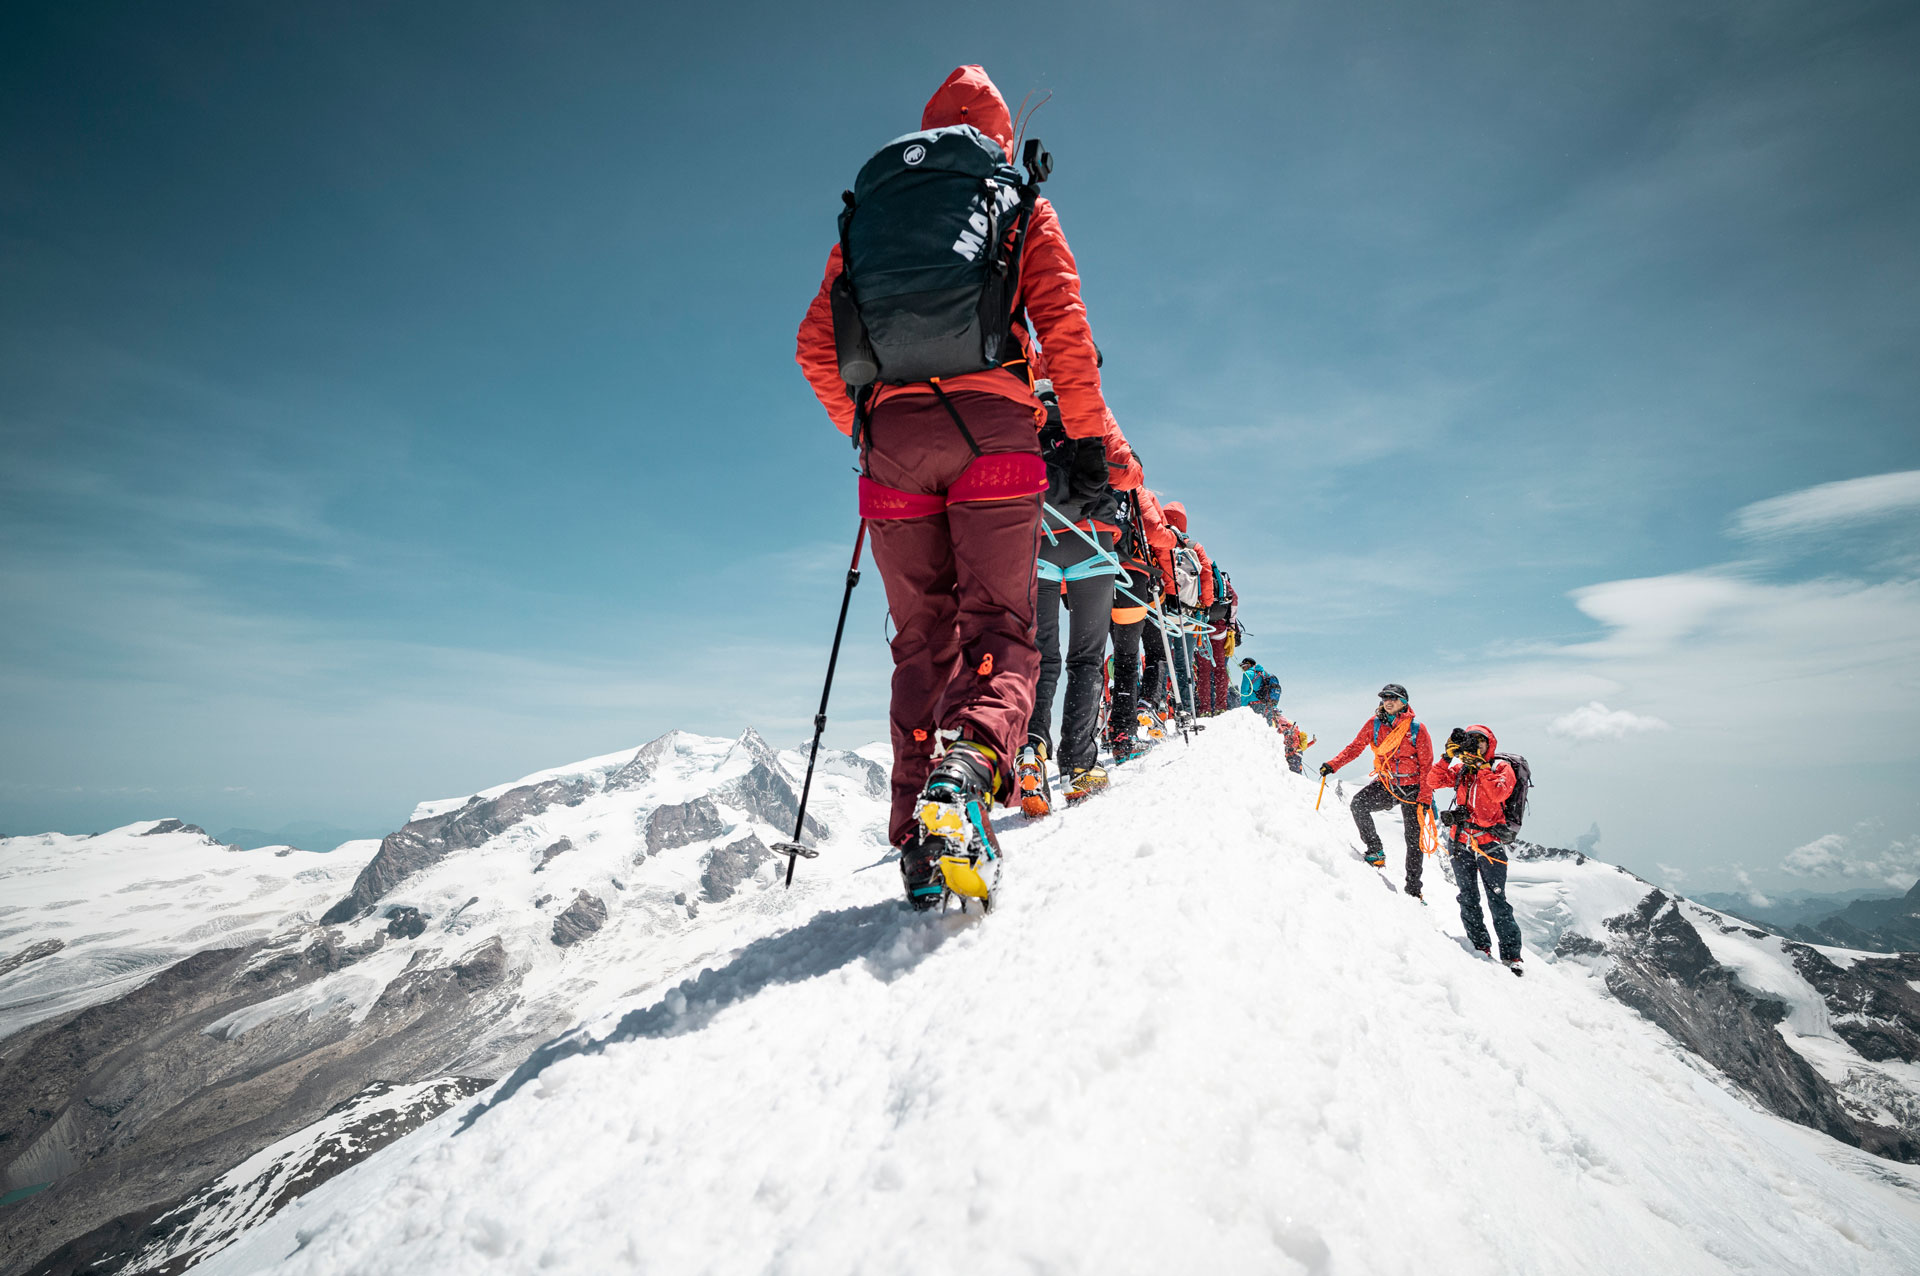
[1194,645,1217,714]
[858,391,1045,846]
[1210,635,1231,711]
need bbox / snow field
[0,824,374,1040]
[197,711,1920,1275]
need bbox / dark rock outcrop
[384,907,427,940]
[605,731,683,793]
[1601,890,1919,1162]
[20,1077,492,1276]
[533,838,573,872]
[1789,947,1920,1064]
[550,893,607,948]
[717,762,825,843]
[0,938,65,980]
[321,777,590,924]
[0,931,529,1276]
[701,835,772,903]
[140,820,209,839]
[643,797,726,856]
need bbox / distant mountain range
[1695,885,1919,952]
[213,821,394,852]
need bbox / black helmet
[1378,683,1409,702]
[1239,657,1256,669]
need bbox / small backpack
[1260,674,1282,703]
[833,128,1045,386]
[1172,546,1202,606]
[1495,754,1532,836]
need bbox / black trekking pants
[1030,569,1119,773]
[1108,615,1145,742]
[1139,620,1169,712]
[1351,779,1425,894]
[1450,840,1522,960]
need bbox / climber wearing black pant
[1319,684,1435,897]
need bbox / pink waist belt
[859,452,1047,520]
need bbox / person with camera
[1318,684,1433,895]
[1427,725,1524,972]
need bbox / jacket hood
[922,65,1014,159]
[1464,723,1499,758]
[1163,501,1188,533]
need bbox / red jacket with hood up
[1155,501,1216,608]
[1424,724,1517,849]
[797,67,1122,452]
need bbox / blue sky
[3,1,1917,894]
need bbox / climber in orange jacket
[1320,683,1434,896]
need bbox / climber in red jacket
[1320,683,1434,896]
[1427,724,1524,969]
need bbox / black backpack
[1493,753,1532,839]
[832,128,1049,386]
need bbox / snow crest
[194,714,1920,1275]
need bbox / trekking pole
[774,521,867,888]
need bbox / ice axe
[1315,772,1328,810]
[774,521,866,888]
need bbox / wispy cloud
[1782,829,1920,889]
[1547,701,1669,742]
[1730,470,1920,540]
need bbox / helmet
[1378,683,1409,702]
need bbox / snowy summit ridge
[160,713,1920,1275]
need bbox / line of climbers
[797,65,1301,911]
[794,65,1534,960]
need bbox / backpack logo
[902,144,927,165]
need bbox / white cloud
[1730,470,1920,539]
[1656,863,1687,890]
[1782,831,1920,888]
[1732,870,1771,910]
[1547,701,1670,742]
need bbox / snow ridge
[194,713,1920,1276]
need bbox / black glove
[1318,762,1333,778]
[1071,435,1108,494]
[1439,808,1467,828]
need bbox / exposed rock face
[718,762,826,843]
[550,892,608,948]
[321,777,590,924]
[702,835,772,903]
[0,939,65,980]
[140,819,209,839]
[384,907,427,940]
[643,797,726,856]
[832,750,890,799]
[1789,948,1920,1064]
[1602,892,1867,1148]
[0,935,523,1276]
[533,838,573,872]
[605,731,684,793]
[19,1076,492,1276]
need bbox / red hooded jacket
[1425,724,1517,849]
[796,67,1114,442]
[1325,707,1435,802]
[1155,501,1217,608]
